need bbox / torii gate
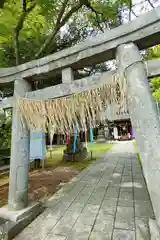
[0,6,160,231]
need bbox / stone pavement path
[15,142,155,240]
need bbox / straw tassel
[17,73,128,134]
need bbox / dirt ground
[0,166,79,208]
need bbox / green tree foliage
[150,76,160,102]
[144,45,160,101]
[145,45,160,60]
[0,110,12,148]
[0,0,133,98]
[0,0,132,67]
[0,0,132,147]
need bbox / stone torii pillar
[116,42,160,228]
[0,78,43,233]
[8,78,31,211]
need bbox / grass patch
[0,143,113,207]
[133,141,142,169]
[88,143,112,157]
[46,143,113,171]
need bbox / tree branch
[147,0,155,8]
[35,1,83,59]
[47,34,81,55]
[81,0,104,32]
[129,0,132,21]
[15,2,36,35]
[13,1,36,65]
[56,0,68,26]
[0,0,5,8]
[22,0,27,12]
[59,2,82,28]
[35,0,107,58]
[90,9,104,32]
[131,8,137,18]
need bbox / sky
[60,0,160,40]
[106,0,160,70]
[123,0,160,22]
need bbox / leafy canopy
[0,0,131,66]
[145,45,160,102]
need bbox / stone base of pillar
[149,219,160,240]
[0,202,44,239]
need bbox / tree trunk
[13,31,20,65]
[63,136,88,161]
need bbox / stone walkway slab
[14,142,155,240]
